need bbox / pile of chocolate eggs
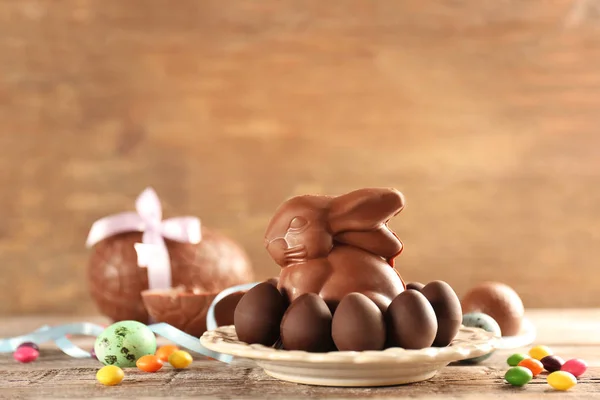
[234,280,463,352]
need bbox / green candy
[505,366,533,387]
[507,353,529,367]
[94,321,157,368]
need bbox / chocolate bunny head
[265,188,405,267]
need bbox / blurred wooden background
[1,0,600,315]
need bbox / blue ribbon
[0,282,262,363]
[206,282,260,332]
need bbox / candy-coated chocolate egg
[518,358,544,377]
[280,293,334,352]
[94,321,157,368]
[541,355,564,372]
[547,371,577,391]
[507,353,529,367]
[505,366,532,387]
[386,290,437,349]
[332,293,385,351]
[460,312,501,364]
[234,282,287,346]
[96,365,124,386]
[136,355,163,372]
[529,345,553,361]
[168,350,193,369]
[155,345,179,362]
[461,282,524,336]
[421,281,462,347]
[406,282,424,292]
[562,358,587,377]
[13,346,39,363]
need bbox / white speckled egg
[460,312,501,364]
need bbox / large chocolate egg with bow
[88,227,254,332]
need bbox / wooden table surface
[0,310,598,399]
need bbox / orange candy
[155,345,179,363]
[136,355,164,372]
[518,358,544,377]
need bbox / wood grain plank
[0,310,599,397]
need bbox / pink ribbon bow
[85,187,201,290]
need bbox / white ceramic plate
[200,325,495,387]
[493,317,536,350]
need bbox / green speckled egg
[94,321,156,368]
[460,312,501,364]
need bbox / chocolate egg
[280,293,334,352]
[461,281,524,336]
[88,228,254,325]
[406,282,425,291]
[332,293,385,351]
[421,281,462,347]
[386,290,437,349]
[234,282,287,346]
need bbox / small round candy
[13,346,39,363]
[96,365,124,386]
[507,353,529,367]
[505,366,533,387]
[562,358,587,377]
[518,358,544,377]
[168,350,193,369]
[547,371,577,391]
[156,345,179,363]
[136,355,163,372]
[17,342,40,352]
[460,313,502,364]
[529,345,553,361]
[541,355,564,373]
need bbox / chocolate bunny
[264,188,406,312]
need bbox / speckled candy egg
[460,312,501,364]
[94,321,157,368]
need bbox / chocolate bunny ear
[329,188,404,259]
[328,188,405,233]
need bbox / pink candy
[13,346,39,363]
[561,358,587,377]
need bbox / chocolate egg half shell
[234,282,287,346]
[461,281,524,336]
[421,281,462,347]
[332,293,385,351]
[88,228,254,324]
[280,293,334,352]
[386,290,437,349]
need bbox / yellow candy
[168,350,193,369]
[529,345,553,361]
[96,365,124,386]
[547,371,577,391]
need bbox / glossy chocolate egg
[280,293,334,352]
[332,293,385,351]
[234,282,287,346]
[461,281,524,336]
[386,290,437,349]
[421,281,462,347]
[406,282,425,292]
